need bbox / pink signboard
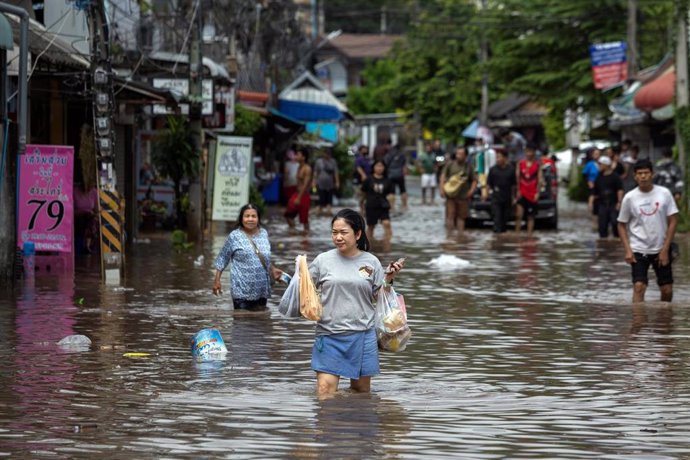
[17,144,74,252]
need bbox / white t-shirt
[617,185,678,254]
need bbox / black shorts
[389,176,406,194]
[631,253,673,286]
[318,189,334,207]
[365,207,390,226]
[517,196,538,217]
[233,298,268,310]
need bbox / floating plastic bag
[298,255,322,321]
[278,257,302,318]
[376,287,411,352]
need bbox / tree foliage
[233,105,264,137]
[346,59,398,114]
[343,0,675,141]
[151,116,199,228]
[324,0,414,34]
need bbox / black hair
[371,159,387,177]
[236,203,262,229]
[526,142,538,151]
[296,146,310,162]
[331,208,369,251]
[633,158,653,173]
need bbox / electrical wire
[172,0,200,74]
[113,53,146,96]
[28,11,71,79]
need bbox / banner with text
[212,136,253,221]
[590,41,628,89]
[18,144,74,252]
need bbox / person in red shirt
[515,144,543,237]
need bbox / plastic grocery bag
[376,286,411,352]
[278,257,302,318]
[298,255,322,321]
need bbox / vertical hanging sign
[590,41,628,89]
[212,136,252,221]
[17,144,74,252]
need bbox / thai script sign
[212,136,252,221]
[590,41,628,89]
[18,144,74,252]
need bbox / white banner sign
[212,136,253,221]
[152,78,214,115]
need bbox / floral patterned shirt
[214,228,272,301]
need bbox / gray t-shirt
[309,249,384,336]
[314,157,338,190]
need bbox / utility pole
[187,0,204,241]
[0,3,28,286]
[675,6,689,211]
[380,6,387,34]
[88,0,123,284]
[627,0,637,77]
[479,0,489,127]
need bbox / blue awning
[278,99,344,122]
[306,122,338,142]
[462,119,479,138]
[268,107,304,125]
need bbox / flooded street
[2,183,690,459]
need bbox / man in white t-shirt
[617,158,679,303]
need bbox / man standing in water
[285,147,313,234]
[440,147,477,234]
[514,143,542,237]
[617,159,678,303]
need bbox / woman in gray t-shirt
[308,208,404,397]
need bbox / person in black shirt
[483,149,516,233]
[589,155,623,238]
[361,160,395,241]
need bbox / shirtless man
[285,147,313,233]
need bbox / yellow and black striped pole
[99,189,125,283]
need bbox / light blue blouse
[214,227,272,301]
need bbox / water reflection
[1,195,690,458]
[292,393,411,459]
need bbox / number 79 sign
[18,144,74,253]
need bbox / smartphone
[385,257,406,273]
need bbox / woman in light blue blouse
[212,204,283,310]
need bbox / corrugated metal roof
[279,71,349,113]
[323,33,402,59]
[6,14,89,69]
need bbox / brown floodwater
[1,189,689,459]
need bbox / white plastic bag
[376,287,411,352]
[278,257,301,318]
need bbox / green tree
[388,0,482,140]
[487,0,627,113]
[233,104,263,137]
[346,59,398,114]
[325,0,414,34]
[151,116,199,228]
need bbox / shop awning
[278,99,344,122]
[0,14,13,50]
[634,67,675,112]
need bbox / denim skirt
[311,328,380,379]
